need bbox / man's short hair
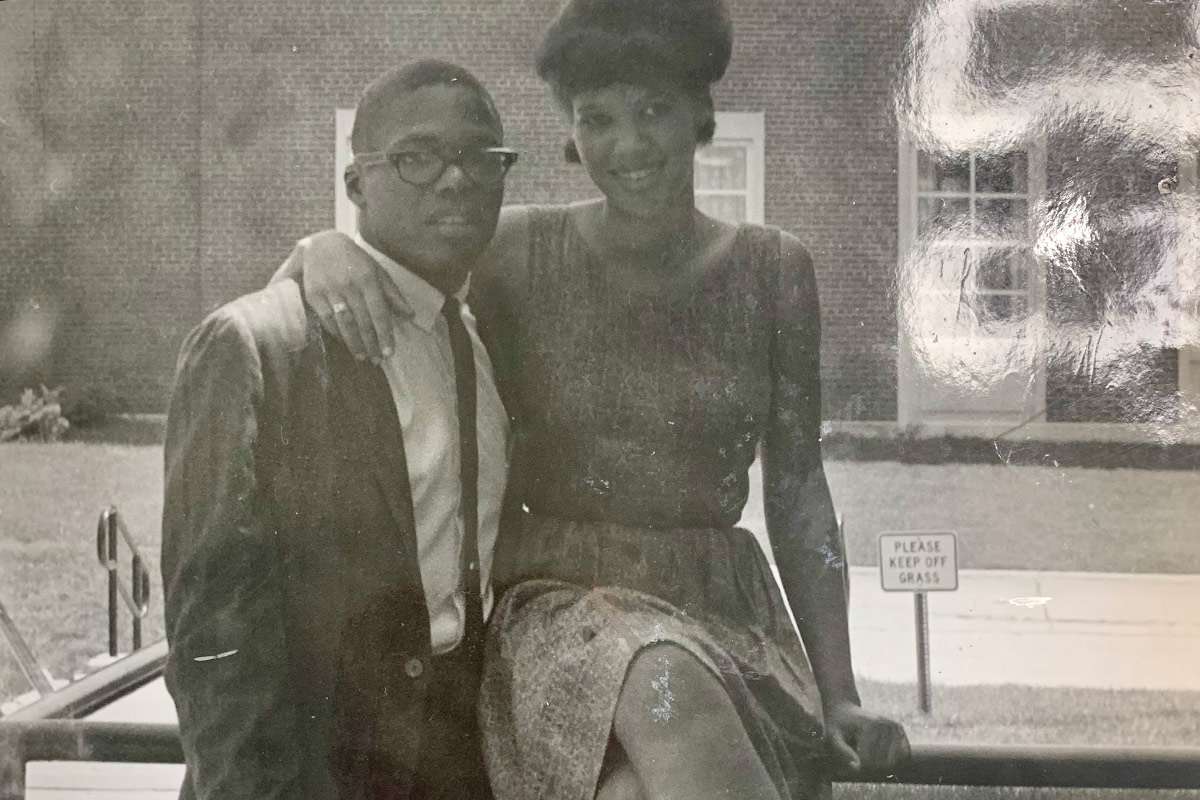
[350,60,502,155]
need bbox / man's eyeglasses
[353,147,519,187]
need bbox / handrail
[96,506,152,654]
[0,721,181,799]
[887,743,1200,788]
[1,640,168,722]
[1,720,1199,798]
[2,638,1198,795]
[0,602,52,696]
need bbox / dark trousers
[418,644,491,800]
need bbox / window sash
[696,113,765,225]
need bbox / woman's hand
[823,700,910,777]
[290,230,405,362]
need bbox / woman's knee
[612,644,782,800]
[614,643,735,742]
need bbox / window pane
[694,146,747,191]
[917,196,968,233]
[976,198,1028,236]
[973,291,1027,323]
[976,247,1030,291]
[696,193,747,224]
[975,150,1029,194]
[917,151,969,192]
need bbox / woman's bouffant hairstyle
[536,0,733,163]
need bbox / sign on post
[878,531,959,714]
[879,531,958,591]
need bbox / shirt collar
[353,232,470,332]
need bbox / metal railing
[96,506,152,655]
[0,641,170,799]
[1,640,167,723]
[0,720,181,799]
[0,602,51,697]
[1,645,1199,796]
[2,717,1200,798]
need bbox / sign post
[914,591,930,712]
[879,531,958,713]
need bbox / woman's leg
[612,643,783,800]
[595,756,644,800]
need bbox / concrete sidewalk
[87,567,1200,725]
[846,567,1200,691]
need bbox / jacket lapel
[326,334,419,543]
[290,278,420,555]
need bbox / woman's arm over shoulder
[267,230,393,362]
[270,244,303,284]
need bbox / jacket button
[404,657,424,679]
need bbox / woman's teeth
[619,166,659,182]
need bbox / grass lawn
[1,434,1198,705]
[741,460,1200,574]
[0,441,165,702]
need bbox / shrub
[61,382,120,428]
[0,386,70,442]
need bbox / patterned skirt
[479,515,831,800]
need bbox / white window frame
[911,148,1040,330]
[696,112,765,225]
[1179,152,1200,420]
[335,108,357,235]
[896,135,1047,426]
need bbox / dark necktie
[441,296,483,649]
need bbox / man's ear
[344,164,367,210]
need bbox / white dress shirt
[353,233,509,654]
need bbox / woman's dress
[479,205,831,800]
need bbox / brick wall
[1,0,1185,422]
[0,0,201,410]
[719,1,910,420]
[0,0,912,417]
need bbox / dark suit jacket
[162,279,482,800]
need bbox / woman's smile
[611,163,665,188]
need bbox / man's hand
[823,700,911,777]
[290,230,406,363]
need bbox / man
[161,60,515,800]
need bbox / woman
[287,1,908,798]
